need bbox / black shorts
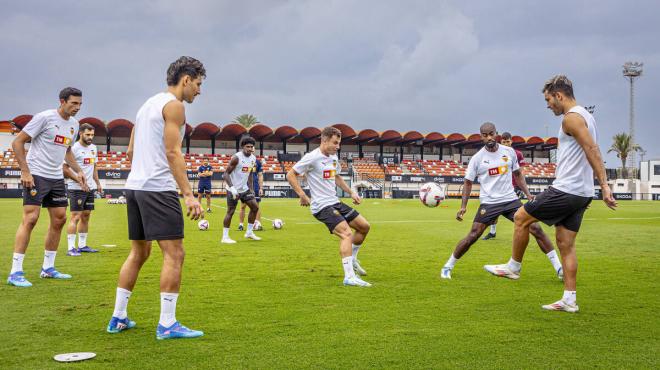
[524,186,592,232]
[474,199,523,225]
[314,202,360,233]
[69,190,95,211]
[126,190,184,241]
[23,175,68,208]
[198,183,212,194]
[227,190,256,208]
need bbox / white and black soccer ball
[272,219,284,230]
[197,219,209,231]
[419,182,445,208]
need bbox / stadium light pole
[623,61,643,178]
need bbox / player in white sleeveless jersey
[440,122,561,280]
[221,136,261,243]
[7,87,87,287]
[287,127,372,287]
[63,123,102,256]
[107,57,205,339]
[485,75,617,313]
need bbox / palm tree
[233,114,259,129]
[607,132,642,179]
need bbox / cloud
[1,0,658,163]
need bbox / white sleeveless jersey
[553,105,598,197]
[229,151,256,192]
[125,92,182,191]
[67,142,98,190]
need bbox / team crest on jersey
[30,189,38,197]
[501,155,509,163]
[70,127,75,136]
[77,199,83,205]
[480,208,486,215]
[333,209,340,216]
[332,160,337,168]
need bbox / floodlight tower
[622,62,643,176]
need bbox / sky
[1,0,658,165]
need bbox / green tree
[607,132,642,179]
[233,114,259,129]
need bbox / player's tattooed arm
[512,170,533,200]
[457,179,473,221]
[563,113,617,210]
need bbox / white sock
[223,227,230,238]
[247,223,254,233]
[444,254,458,269]
[507,257,521,272]
[490,224,497,234]
[11,253,25,274]
[546,250,562,272]
[342,256,356,279]
[112,287,132,319]
[78,232,88,247]
[159,292,179,328]
[352,244,361,259]
[67,234,76,251]
[43,251,57,270]
[562,290,577,305]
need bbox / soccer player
[484,75,617,313]
[286,127,372,287]
[107,56,205,339]
[238,156,263,231]
[482,132,526,240]
[7,87,88,287]
[64,123,102,256]
[197,158,213,213]
[440,122,562,280]
[221,136,261,243]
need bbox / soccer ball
[197,219,209,230]
[419,182,445,207]
[272,219,284,230]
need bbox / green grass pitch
[0,198,658,368]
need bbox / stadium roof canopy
[4,115,558,148]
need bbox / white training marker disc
[101,244,116,247]
[53,352,96,363]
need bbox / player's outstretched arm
[457,179,473,221]
[287,169,310,206]
[563,113,617,210]
[163,100,202,220]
